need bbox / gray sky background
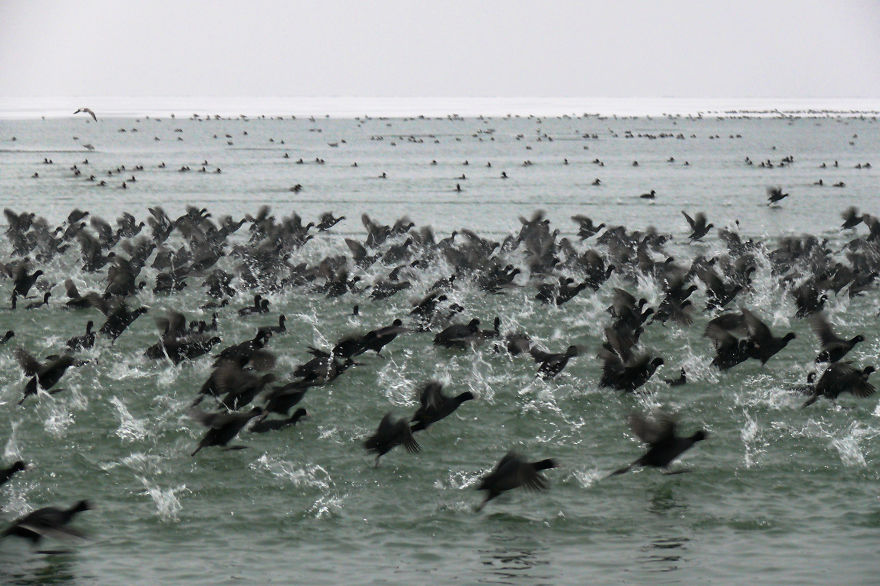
[1,0,878,98]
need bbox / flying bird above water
[74,107,97,122]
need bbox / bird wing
[629,411,676,445]
[681,211,696,229]
[64,279,81,299]
[810,313,843,347]
[741,308,772,344]
[14,348,43,376]
[417,381,444,410]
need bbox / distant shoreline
[1,96,879,119]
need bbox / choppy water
[0,108,879,584]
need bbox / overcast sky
[1,0,878,98]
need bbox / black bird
[250,408,308,433]
[433,318,482,349]
[190,407,265,456]
[12,265,43,298]
[24,291,50,310]
[0,460,27,487]
[1,500,91,544]
[681,211,713,240]
[841,206,865,229]
[742,308,796,365]
[257,314,286,338]
[811,313,863,363]
[570,215,605,240]
[99,302,149,342]
[476,451,557,511]
[767,186,789,205]
[609,412,707,476]
[262,382,309,416]
[410,381,474,432]
[531,345,579,379]
[704,323,755,371]
[599,349,664,392]
[66,321,95,350]
[14,349,78,404]
[362,319,407,356]
[802,362,875,407]
[363,412,420,466]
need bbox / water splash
[138,476,187,522]
[251,454,334,490]
[110,396,148,443]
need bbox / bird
[811,313,863,363]
[609,412,707,477]
[681,211,713,240]
[363,413,420,466]
[1,500,91,545]
[767,186,789,205]
[0,460,27,487]
[14,349,79,404]
[24,291,50,310]
[531,345,579,379]
[433,318,482,349]
[74,107,98,121]
[410,381,474,432]
[741,308,796,365]
[190,407,265,456]
[250,408,308,433]
[802,362,875,407]
[66,321,95,351]
[476,451,557,511]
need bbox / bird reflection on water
[479,535,551,583]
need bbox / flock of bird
[0,186,878,544]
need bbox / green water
[0,112,878,583]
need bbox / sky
[1,0,878,99]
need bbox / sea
[0,97,878,584]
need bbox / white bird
[74,108,97,122]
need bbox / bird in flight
[74,107,97,122]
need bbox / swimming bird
[66,321,95,350]
[363,413,420,466]
[250,408,308,433]
[433,318,482,349]
[1,500,91,544]
[74,107,97,121]
[609,412,707,476]
[190,407,265,456]
[802,362,875,407]
[0,460,27,487]
[409,381,474,432]
[476,451,557,511]
[811,313,863,363]
[639,190,656,199]
[24,291,50,310]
